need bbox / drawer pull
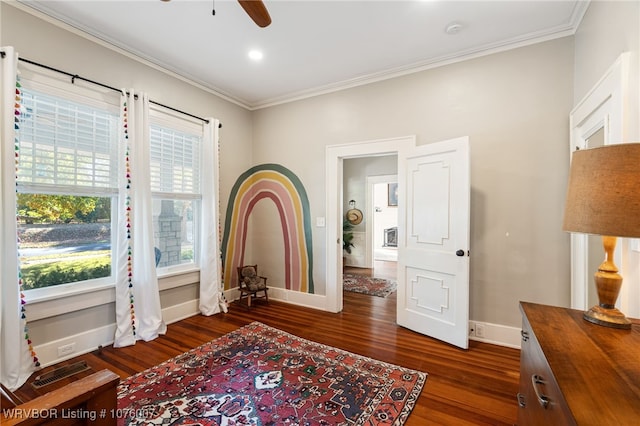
[517,392,526,407]
[531,374,550,408]
[521,330,529,342]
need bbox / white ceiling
[19,0,588,109]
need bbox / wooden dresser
[518,302,640,425]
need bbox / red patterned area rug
[343,274,397,298]
[117,322,426,425]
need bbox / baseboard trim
[163,299,200,324]
[33,324,116,368]
[469,320,522,349]
[268,288,326,310]
[225,287,327,311]
[34,300,203,367]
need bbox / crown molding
[10,0,590,111]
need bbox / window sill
[25,268,201,321]
[26,280,115,305]
[26,282,116,322]
[158,268,200,291]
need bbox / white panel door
[396,136,470,349]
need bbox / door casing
[325,136,414,313]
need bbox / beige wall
[3,0,638,354]
[574,0,639,112]
[252,37,575,327]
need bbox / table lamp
[563,143,640,329]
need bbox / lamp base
[583,305,632,329]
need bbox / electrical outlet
[57,342,76,357]
[475,323,486,338]
[468,321,476,336]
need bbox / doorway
[327,135,471,349]
[325,137,412,313]
[342,157,398,285]
[343,166,399,324]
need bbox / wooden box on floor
[1,369,119,425]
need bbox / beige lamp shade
[563,143,640,238]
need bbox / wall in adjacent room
[342,156,398,269]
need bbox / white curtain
[114,90,166,347]
[0,47,38,391]
[199,119,224,315]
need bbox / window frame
[17,68,121,303]
[149,106,204,277]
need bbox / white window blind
[150,125,201,194]
[17,89,119,191]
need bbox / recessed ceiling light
[248,50,264,61]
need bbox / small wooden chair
[237,265,269,308]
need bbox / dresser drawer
[517,315,576,425]
[519,302,640,425]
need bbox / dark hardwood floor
[16,262,520,425]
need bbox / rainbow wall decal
[222,164,314,293]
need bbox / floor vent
[31,361,91,389]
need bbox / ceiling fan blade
[238,0,272,28]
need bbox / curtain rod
[1,52,220,128]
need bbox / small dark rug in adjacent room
[343,273,397,297]
[117,322,426,426]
